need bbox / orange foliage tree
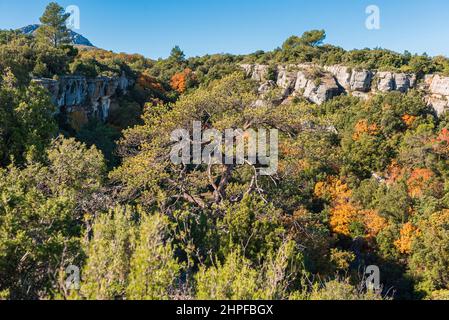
[170,68,196,93]
[434,127,449,155]
[402,114,417,128]
[394,222,420,254]
[315,178,354,236]
[352,119,379,141]
[407,168,434,198]
[362,209,387,238]
[137,73,165,93]
[315,177,387,237]
[437,128,449,144]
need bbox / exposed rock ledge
[422,74,449,116]
[33,72,133,123]
[241,64,449,115]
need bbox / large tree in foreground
[36,2,71,47]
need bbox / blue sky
[1,0,448,59]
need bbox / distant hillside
[18,24,94,47]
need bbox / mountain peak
[18,24,94,47]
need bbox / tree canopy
[36,2,71,48]
[2,3,449,301]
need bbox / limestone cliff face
[244,64,343,105]
[324,65,374,92]
[422,74,449,115]
[33,73,132,125]
[292,67,341,105]
[241,63,449,115]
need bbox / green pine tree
[36,2,71,47]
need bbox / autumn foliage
[437,128,449,144]
[314,177,386,237]
[170,68,196,93]
[3,9,449,299]
[362,209,387,238]
[434,128,449,154]
[402,114,417,128]
[137,73,165,93]
[406,168,434,198]
[394,222,420,254]
[352,119,379,140]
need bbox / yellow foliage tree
[402,114,417,128]
[394,222,420,254]
[407,168,434,198]
[315,177,357,236]
[315,178,388,238]
[362,209,388,238]
[352,119,379,141]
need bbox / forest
[1,2,449,300]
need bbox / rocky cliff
[33,72,132,127]
[241,63,449,115]
[422,74,449,115]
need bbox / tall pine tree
[36,2,71,47]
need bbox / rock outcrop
[293,68,341,105]
[276,66,298,95]
[241,64,271,82]
[324,66,373,92]
[249,64,342,105]
[33,72,132,124]
[241,63,449,115]
[422,74,449,115]
[375,72,416,93]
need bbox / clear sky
[1,0,448,59]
